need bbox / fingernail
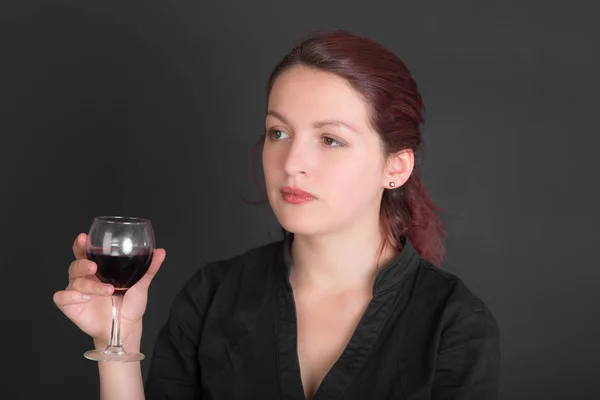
[82,294,91,301]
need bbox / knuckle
[68,260,82,278]
[74,260,92,276]
[73,260,85,273]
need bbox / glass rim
[93,216,151,225]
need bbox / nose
[283,136,313,177]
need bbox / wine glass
[83,216,155,362]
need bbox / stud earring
[389,182,395,187]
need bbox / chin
[269,192,343,236]
[275,214,317,236]
[275,210,347,238]
[271,206,319,236]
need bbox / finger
[70,277,114,296]
[53,289,92,307]
[68,259,97,280]
[134,248,166,290]
[72,233,89,260]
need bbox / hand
[53,233,166,350]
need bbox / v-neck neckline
[275,233,420,399]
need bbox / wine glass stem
[107,293,124,351]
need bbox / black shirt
[145,234,500,399]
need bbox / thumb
[134,248,166,290]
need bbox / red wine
[86,249,153,293]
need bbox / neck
[288,222,400,294]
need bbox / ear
[383,149,414,189]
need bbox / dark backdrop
[1,0,598,399]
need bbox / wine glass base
[84,348,145,363]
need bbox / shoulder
[185,239,282,285]
[412,263,501,396]
[170,239,283,313]
[410,259,498,330]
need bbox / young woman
[54,30,500,399]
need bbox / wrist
[93,336,142,353]
[93,338,108,350]
[93,319,144,352]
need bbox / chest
[197,278,426,400]
[293,291,372,399]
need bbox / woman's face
[262,65,393,237]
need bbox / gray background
[1,0,598,398]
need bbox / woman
[54,30,500,399]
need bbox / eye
[322,136,344,147]
[267,129,290,141]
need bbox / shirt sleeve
[432,307,501,400]
[144,263,219,399]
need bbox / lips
[280,186,316,204]
[280,186,315,198]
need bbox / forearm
[98,361,145,400]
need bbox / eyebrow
[266,110,359,134]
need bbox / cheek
[321,157,381,203]
[262,147,280,181]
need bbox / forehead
[267,65,371,129]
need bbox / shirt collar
[280,232,420,295]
